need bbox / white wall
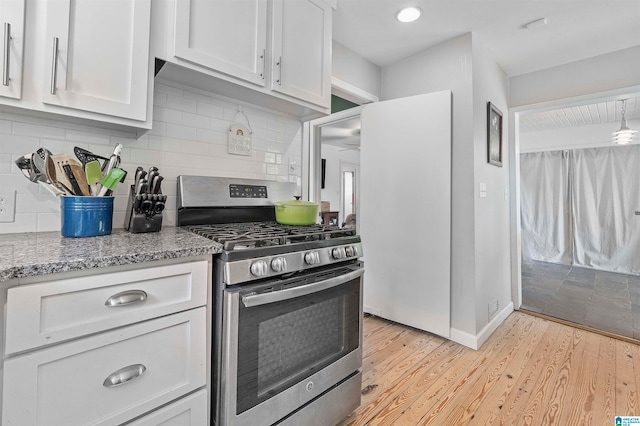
[320,143,359,224]
[510,46,640,108]
[471,37,511,336]
[0,80,302,234]
[520,119,640,152]
[381,34,479,339]
[332,41,381,99]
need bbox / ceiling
[333,0,640,77]
[324,1,640,147]
[520,96,640,132]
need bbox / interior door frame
[509,84,640,311]
[302,78,377,206]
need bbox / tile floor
[521,259,640,339]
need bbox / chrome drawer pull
[105,290,148,307]
[102,364,146,388]
[3,23,10,86]
[50,37,58,95]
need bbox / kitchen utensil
[15,155,37,181]
[33,148,52,181]
[274,196,319,225]
[38,180,65,196]
[45,154,72,195]
[103,144,123,176]
[62,163,87,196]
[73,146,109,166]
[133,167,146,189]
[50,155,87,196]
[85,160,102,196]
[98,167,126,196]
[152,176,164,194]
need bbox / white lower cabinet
[1,258,211,426]
[127,389,208,426]
[2,307,206,426]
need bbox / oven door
[219,264,363,426]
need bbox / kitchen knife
[152,176,164,194]
[134,167,146,190]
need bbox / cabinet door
[42,0,151,121]
[271,0,331,108]
[0,0,24,99]
[174,0,268,87]
[2,308,206,426]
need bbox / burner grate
[187,222,356,250]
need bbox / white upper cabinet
[42,0,151,121]
[0,0,25,100]
[271,0,331,108]
[174,0,267,86]
[162,0,331,115]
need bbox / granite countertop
[0,227,223,282]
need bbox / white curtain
[520,150,573,264]
[571,146,640,274]
[521,145,640,275]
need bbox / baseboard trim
[449,302,515,350]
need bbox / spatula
[85,160,102,196]
[98,168,126,196]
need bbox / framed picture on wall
[487,102,503,167]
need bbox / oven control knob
[304,251,320,265]
[332,247,346,260]
[250,260,269,277]
[271,257,288,272]
[345,246,357,257]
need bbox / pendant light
[612,99,638,144]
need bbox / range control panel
[229,184,268,199]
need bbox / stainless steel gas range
[177,176,363,426]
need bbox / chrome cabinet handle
[104,290,148,307]
[3,23,10,86]
[102,364,146,388]
[50,37,59,95]
[276,56,282,85]
[241,267,363,307]
[259,49,265,79]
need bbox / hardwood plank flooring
[339,311,639,426]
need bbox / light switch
[479,183,487,198]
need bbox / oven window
[236,277,360,414]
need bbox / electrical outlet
[0,189,16,223]
[488,299,499,320]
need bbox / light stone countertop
[0,227,223,282]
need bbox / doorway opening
[511,86,640,340]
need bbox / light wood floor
[338,311,639,425]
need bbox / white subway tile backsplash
[182,112,210,129]
[13,122,66,139]
[197,102,223,118]
[1,134,40,154]
[153,106,182,125]
[166,94,197,113]
[153,92,167,107]
[0,119,11,134]
[66,129,112,145]
[0,84,302,234]
[165,122,198,141]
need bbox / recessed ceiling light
[396,7,422,23]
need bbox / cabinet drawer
[2,308,206,426]
[5,260,208,354]
[128,389,208,426]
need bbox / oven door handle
[241,268,364,308]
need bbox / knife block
[124,185,163,233]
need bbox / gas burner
[187,222,356,251]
